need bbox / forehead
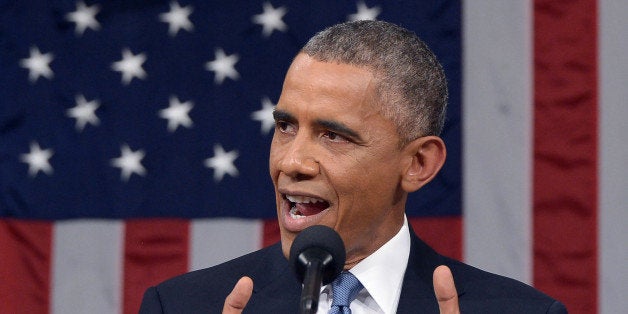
[278,54,379,116]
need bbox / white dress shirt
[316,216,411,314]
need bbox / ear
[400,136,446,193]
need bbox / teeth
[290,207,305,219]
[286,195,325,204]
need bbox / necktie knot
[329,271,363,314]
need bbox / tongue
[294,202,328,216]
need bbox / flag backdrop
[0,1,625,313]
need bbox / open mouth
[285,194,330,219]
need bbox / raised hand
[222,276,253,314]
[433,265,460,314]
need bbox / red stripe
[0,219,52,314]
[409,217,462,261]
[534,0,598,312]
[262,217,463,261]
[123,219,189,314]
[262,219,281,247]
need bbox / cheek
[343,150,399,184]
[336,159,400,207]
[268,141,281,178]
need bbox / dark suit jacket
[139,226,567,313]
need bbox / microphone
[289,225,346,314]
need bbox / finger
[222,276,253,314]
[433,265,460,314]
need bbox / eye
[276,121,287,131]
[323,130,349,143]
[275,121,296,134]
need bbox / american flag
[0,1,625,314]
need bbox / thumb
[222,276,253,314]
[433,265,460,314]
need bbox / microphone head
[289,225,346,285]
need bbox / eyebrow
[272,109,294,123]
[315,119,362,142]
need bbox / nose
[277,135,319,179]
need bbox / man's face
[270,53,409,267]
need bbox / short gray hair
[301,20,448,146]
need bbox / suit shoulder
[145,243,286,313]
[158,242,282,290]
[447,259,566,313]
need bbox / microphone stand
[289,225,345,314]
[298,248,332,314]
[300,259,323,314]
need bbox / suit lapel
[244,243,302,312]
[396,226,465,313]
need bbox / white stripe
[51,220,123,314]
[189,218,264,271]
[599,0,628,313]
[462,0,533,283]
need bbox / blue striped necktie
[329,271,363,314]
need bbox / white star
[158,95,194,132]
[205,48,239,84]
[111,48,147,85]
[251,97,276,135]
[204,144,239,182]
[159,1,194,36]
[252,2,288,37]
[20,142,54,177]
[19,46,54,83]
[65,1,101,36]
[110,144,146,182]
[66,94,100,131]
[347,1,381,21]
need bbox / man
[140,20,566,313]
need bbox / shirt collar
[348,215,410,313]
